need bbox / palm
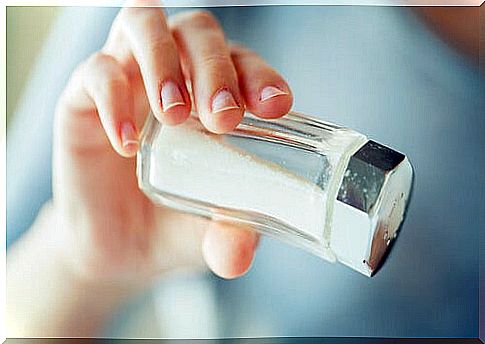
[54,107,207,283]
[50,6,279,282]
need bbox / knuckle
[186,10,219,30]
[69,54,102,85]
[101,75,128,96]
[86,52,109,66]
[84,52,117,72]
[146,33,174,56]
[201,52,232,69]
[120,6,162,32]
[80,53,127,95]
[119,8,176,54]
[231,46,259,60]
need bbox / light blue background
[7,6,483,338]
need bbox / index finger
[104,0,191,125]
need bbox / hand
[52,2,293,286]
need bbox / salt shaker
[137,111,413,276]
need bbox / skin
[7,1,292,337]
[415,7,479,63]
[7,1,477,338]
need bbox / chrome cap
[330,141,414,276]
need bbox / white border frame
[2,0,483,342]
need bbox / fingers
[231,44,293,119]
[155,209,259,279]
[203,222,259,279]
[170,11,245,133]
[106,6,292,133]
[113,4,191,125]
[62,6,293,154]
[59,53,138,158]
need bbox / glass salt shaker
[137,111,413,276]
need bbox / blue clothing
[7,6,483,338]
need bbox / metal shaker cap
[330,140,414,276]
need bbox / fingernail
[120,122,138,148]
[260,86,289,102]
[212,89,239,113]
[161,80,185,112]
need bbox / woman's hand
[8,2,292,336]
[51,2,293,286]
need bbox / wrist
[35,201,147,295]
[7,202,142,337]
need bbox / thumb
[202,222,260,279]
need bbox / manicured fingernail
[120,122,138,148]
[161,80,185,112]
[212,89,239,113]
[260,86,289,102]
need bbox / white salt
[149,121,328,241]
